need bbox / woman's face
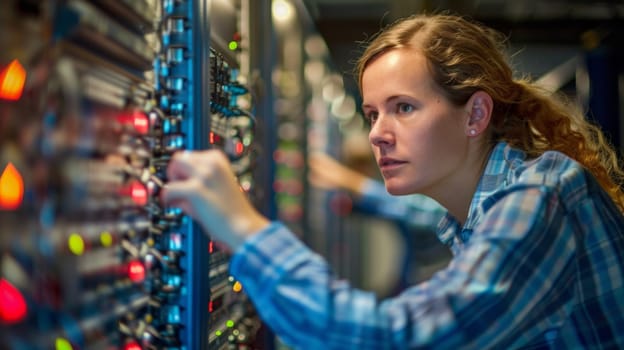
[362,48,471,198]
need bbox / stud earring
[469,129,477,136]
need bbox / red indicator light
[123,341,142,350]
[330,192,353,217]
[235,141,244,155]
[0,278,27,324]
[209,132,224,146]
[0,59,26,101]
[127,260,145,283]
[208,241,214,253]
[132,111,149,135]
[129,181,147,206]
[208,300,213,312]
[116,110,149,134]
[273,150,283,162]
[0,162,24,210]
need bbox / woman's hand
[161,150,269,251]
[308,153,369,196]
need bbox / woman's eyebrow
[362,95,403,110]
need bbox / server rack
[0,0,264,348]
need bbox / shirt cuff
[358,179,388,207]
[229,221,308,300]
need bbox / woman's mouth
[378,157,406,173]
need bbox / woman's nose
[369,115,394,147]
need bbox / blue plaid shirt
[357,179,447,230]
[230,142,624,349]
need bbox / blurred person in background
[163,13,624,349]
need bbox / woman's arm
[163,150,575,349]
[309,153,447,230]
[230,186,575,349]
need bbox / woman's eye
[397,103,414,114]
[365,111,378,124]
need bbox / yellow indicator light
[68,233,85,255]
[100,231,113,247]
[55,338,73,350]
[232,281,242,293]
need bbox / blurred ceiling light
[272,0,294,23]
[331,94,356,120]
[304,60,326,86]
[304,35,328,59]
[321,74,345,102]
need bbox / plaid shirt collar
[437,142,526,251]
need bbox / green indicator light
[226,320,234,328]
[215,330,222,336]
[55,338,72,350]
[228,41,238,51]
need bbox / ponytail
[498,80,624,212]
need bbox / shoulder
[515,150,584,187]
[485,150,591,213]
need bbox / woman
[163,14,624,349]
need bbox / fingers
[160,178,200,212]
[167,149,230,181]
[308,152,332,170]
[158,148,270,250]
[309,153,346,174]
[162,149,236,211]
[167,150,196,181]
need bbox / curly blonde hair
[355,13,624,212]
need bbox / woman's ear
[465,91,493,137]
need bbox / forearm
[229,222,458,349]
[341,168,369,196]
[230,224,390,348]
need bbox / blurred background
[0,0,622,349]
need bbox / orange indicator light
[0,60,26,101]
[0,163,24,210]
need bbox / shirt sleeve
[357,179,447,231]
[229,185,576,349]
